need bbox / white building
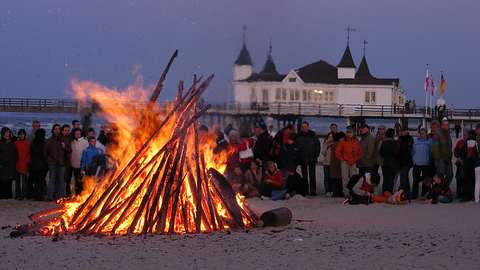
[233,39,406,110]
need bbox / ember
[12,51,257,236]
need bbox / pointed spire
[337,45,356,68]
[260,38,279,75]
[356,55,373,78]
[234,25,253,66]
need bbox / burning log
[11,52,257,237]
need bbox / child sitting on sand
[261,161,286,199]
[426,173,453,204]
[228,164,260,198]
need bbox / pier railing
[2,98,480,120]
[0,98,80,113]
[207,102,418,118]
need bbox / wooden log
[208,168,245,228]
[259,207,292,227]
[148,50,178,104]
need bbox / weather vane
[363,40,368,56]
[345,26,356,45]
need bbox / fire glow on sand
[11,51,257,237]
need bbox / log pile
[11,51,257,237]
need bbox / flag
[439,74,447,96]
[424,68,430,93]
[430,76,435,96]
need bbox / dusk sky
[0,0,479,106]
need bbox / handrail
[2,98,480,119]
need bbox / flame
[32,76,255,236]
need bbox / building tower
[337,27,356,79]
[233,26,253,81]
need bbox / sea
[0,112,422,136]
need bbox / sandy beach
[1,197,479,270]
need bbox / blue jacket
[412,138,431,166]
[80,145,104,171]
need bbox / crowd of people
[217,117,480,204]
[0,120,117,200]
[1,117,479,205]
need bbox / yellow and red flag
[439,74,447,96]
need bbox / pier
[2,97,480,128]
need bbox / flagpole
[429,74,435,118]
[424,65,428,128]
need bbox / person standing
[321,123,337,196]
[29,129,48,200]
[86,128,106,152]
[454,129,469,199]
[296,121,321,196]
[357,124,377,176]
[411,128,432,199]
[380,128,398,194]
[81,137,105,177]
[374,125,386,173]
[271,125,297,171]
[44,124,69,200]
[398,128,414,194]
[335,127,362,196]
[454,124,462,139]
[70,128,88,194]
[27,120,41,142]
[330,132,345,197]
[61,124,74,196]
[431,118,453,187]
[0,128,18,199]
[14,129,30,199]
[252,123,272,165]
[460,130,478,202]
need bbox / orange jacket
[335,137,362,166]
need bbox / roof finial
[242,25,247,45]
[268,37,272,56]
[345,26,356,46]
[362,40,368,56]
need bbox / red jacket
[265,170,284,189]
[335,137,362,166]
[15,140,30,174]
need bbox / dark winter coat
[295,130,320,164]
[398,134,414,167]
[30,140,48,171]
[0,140,18,179]
[44,135,70,166]
[253,131,273,161]
[380,138,398,169]
[357,133,377,168]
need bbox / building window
[275,88,281,100]
[365,91,376,104]
[262,89,269,104]
[249,88,257,103]
[307,90,312,102]
[281,89,287,101]
[295,90,300,101]
[302,90,307,101]
[289,89,295,101]
[289,77,296,83]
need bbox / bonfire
[12,51,257,237]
